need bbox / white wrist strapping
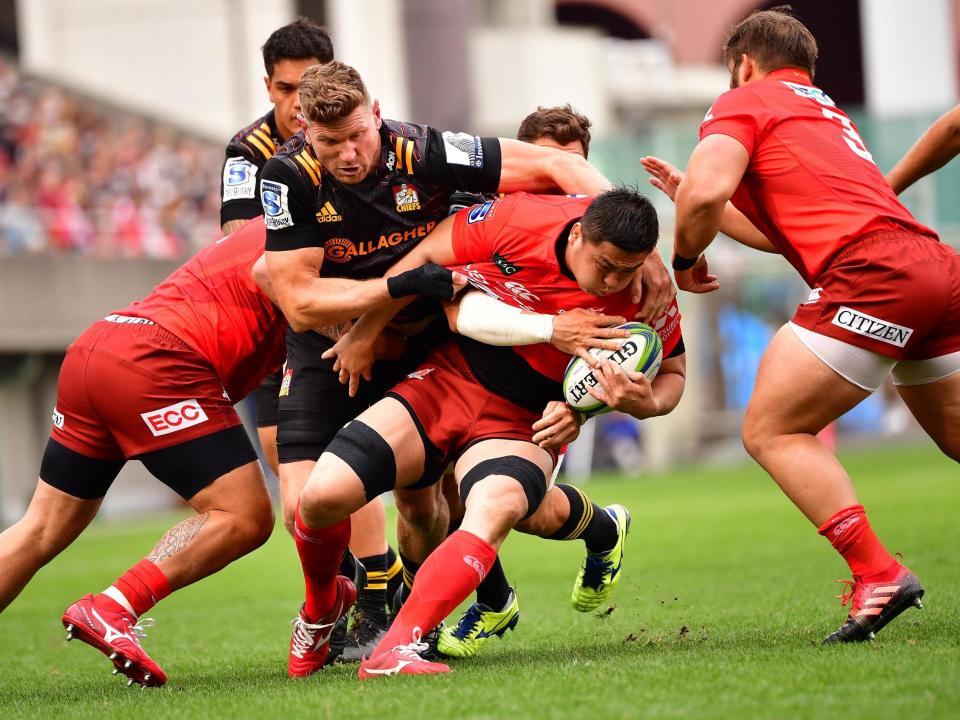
[455,291,554,346]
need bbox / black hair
[580,187,659,254]
[261,17,334,78]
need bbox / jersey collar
[766,67,813,85]
[554,218,580,281]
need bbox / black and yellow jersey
[260,119,501,280]
[220,110,284,227]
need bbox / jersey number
[821,108,874,163]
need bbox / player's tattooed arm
[146,512,211,563]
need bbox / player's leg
[893,364,960,461]
[742,324,922,642]
[0,444,118,613]
[517,483,629,613]
[392,481,448,604]
[363,439,552,678]
[253,368,283,477]
[340,495,391,661]
[289,397,428,677]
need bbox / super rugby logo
[141,400,208,437]
[323,222,437,264]
[831,306,913,348]
[566,341,639,404]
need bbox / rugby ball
[562,322,663,417]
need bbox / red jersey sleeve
[651,299,683,358]
[699,87,774,157]
[451,194,522,265]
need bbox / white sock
[103,585,136,617]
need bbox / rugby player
[0,218,459,687]
[887,104,960,193]
[649,7,959,643]
[259,61,675,669]
[286,187,685,677]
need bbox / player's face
[566,223,647,296]
[266,57,320,140]
[531,136,586,158]
[305,102,383,184]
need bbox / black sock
[397,551,421,605]
[385,545,403,607]
[548,484,617,554]
[357,553,387,622]
[475,555,511,610]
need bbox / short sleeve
[419,128,501,194]
[261,159,322,252]
[699,87,772,157]
[219,144,263,226]
[651,300,683,359]
[451,193,521,264]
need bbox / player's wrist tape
[456,291,554,346]
[388,263,455,300]
[671,250,700,271]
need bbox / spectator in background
[0,58,221,258]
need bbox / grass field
[1,442,957,719]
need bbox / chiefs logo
[323,237,355,263]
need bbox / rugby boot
[288,576,357,678]
[390,583,444,660]
[358,630,451,679]
[823,564,924,644]
[62,594,166,687]
[340,607,389,662]
[571,504,630,612]
[438,587,520,658]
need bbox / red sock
[374,530,497,654]
[97,559,172,617]
[818,504,899,582]
[295,507,351,620]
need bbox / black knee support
[325,420,397,501]
[459,456,547,520]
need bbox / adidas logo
[316,201,342,223]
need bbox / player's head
[723,5,817,89]
[517,105,592,158]
[261,17,334,140]
[566,188,659,297]
[298,61,382,185]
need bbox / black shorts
[276,319,450,463]
[253,368,283,427]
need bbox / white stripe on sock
[103,585,136,617]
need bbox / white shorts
[789,322,960,392]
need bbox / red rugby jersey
[119,218,285,401]
[451,192,682,391]
[700,68,938,286]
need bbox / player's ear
[263,74,271,93]
[569,222,582,247]
[371,99,382,128]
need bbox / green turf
[1,443,957,719]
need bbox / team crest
[393,183,421,212]
[279,368,293,397]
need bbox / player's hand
[673,254,719,294]
[550,308,630,362]
[531,400,582,449]
[632,251,676,323]
[586,358,660,419]
[640,156,684,202]
[321,331,376,397]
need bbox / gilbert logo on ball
[562,322,663,417]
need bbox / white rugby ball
[562,322,663,417]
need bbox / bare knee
[395,490,443,532]
[224,494,274,552]
[741,412,770,461]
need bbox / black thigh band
[253,369,283,428]
[386,392,445,491]
[136,424,258,500]
[325,420,397,501]
[459,456,547,520]
[39,438,125,500]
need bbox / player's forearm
[452,291,554,346]
[287,277,391,332]
[719,203,776,253]
[546,152,612,196]
[887,110,960,193]
[675,183,725,258]
[221,218,249,235]
[646,369,685,418]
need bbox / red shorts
[792,231,960,360]
[52,317,243,459]
[388,344,558,465]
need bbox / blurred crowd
[0,59,222,258]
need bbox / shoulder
[264,133,323,189]
[226,110,281,164]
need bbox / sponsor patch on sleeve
[261,180,293,230]
[222,157,258,201]
[441,131,484,168]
